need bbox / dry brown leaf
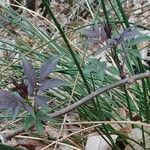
[44,125,63,139]
[119,124,132,136]
[16,138,47,150]
[117,107,127,118]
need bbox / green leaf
[84,58,106,80]
[108,66,119,75]
[36,111,55,122]
[24,115,34,131]
[34,120,44,134]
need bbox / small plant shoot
[0,57,64,132]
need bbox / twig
[51,72,150,117]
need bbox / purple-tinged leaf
[0,102,12,109]
[39,57,59,81]
[86,38,99,45]
[111,27,138,47]
[83,25,102,45]
[34,95,49,108]
[0,90,16,102]
[83,23,111,45]
[14,93,25,103]
[24,104,35,117]
[11,103,22,119]
[22,57,37,95]
[83,25,100,37]
[24,79,34,96]
[100,24,108,42]
[39,78,64,92]
[0,90,24,118]
[120,27,138,39]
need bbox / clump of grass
[0,0,150,149]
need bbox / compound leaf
[22,57,37,96]
[39,78,64,92]
[39,57,59,81]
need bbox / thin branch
[51,72,150,117]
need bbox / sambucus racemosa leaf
[39,57,59,81]
[39,78,64,92]
[109,27,138,48]
[11,103,22,119]
[83,23,112,45]
[0,90,34,118]
[23,104,35,117]
[0,90,18,102]
[34,95,49,108]
[34,120,44,133]
[24,115,35,130]
[93,27,139,56]
[0,90,23,118]
[22,57,37,96]
[24,79,35,96]
[0,56,64,121]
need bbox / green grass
[0,0,150,149]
